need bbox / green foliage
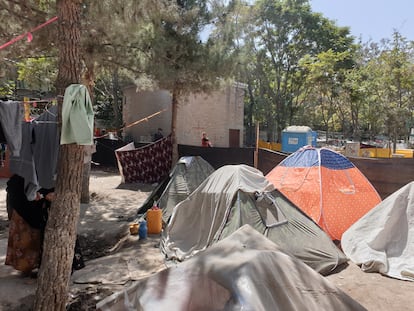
[220,0,414,146]
[133,0,235,96]
[2,0,414,148]
[230,0,355,141]
[16,56,57,91]
[93,68,130,129]
[350,32,414,144]
[0,1,57,60]
[299,49,351,137]
[0,80,15,97]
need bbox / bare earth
[0,168,413,310]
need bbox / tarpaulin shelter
[342,181,414,281]
[97,225,365,311]
[138,156,215,222]
[161,164,347,275]
[266,146,381,241]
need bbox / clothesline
[32,120,58,124]
[24,99,57,104]
[0,16,58,51]
[94,108,168,139]
[0,99,57,105]
[1,100,167,136]
[121,108,168,130]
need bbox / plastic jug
[138,220,147,239]
[147,205,162,234]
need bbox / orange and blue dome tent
[265,146,381,241]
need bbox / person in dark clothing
[5,175,53,276]
[153,128,164,142]
[5,174,84,276]
[6,175,53,227]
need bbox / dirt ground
[0,168,413,310]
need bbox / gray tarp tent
[138,156,214,221]
[97,225,365,311]
[157,156,214,222]
[342,181,414,281]
[161,164,347,275]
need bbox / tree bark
[80,59,95,204]
[112,68,121,130]
[33,145,84,310]
[171,88,179,166]
[81,160,91,204]
[246,80,256,146]
[34,0,83,310]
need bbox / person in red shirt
[201,132,212,147]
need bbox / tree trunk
[34,0,83,310]
[34,145,84,310]
[81,159,91,204]
[80,58,95,204]
[112,68,121,130]
[171,88,179,166]
[246,80,256,146]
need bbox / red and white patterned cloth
[115,135,172,184]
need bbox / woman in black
[5,174,53,276]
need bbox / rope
[0,16,58,51]
[95,108,168,139]
[121,108,168,130]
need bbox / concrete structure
[122,83,246,147]
[122,88,172,143]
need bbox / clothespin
[23,97,31,121]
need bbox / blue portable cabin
[281,126,313,153]
[311,131,317,147]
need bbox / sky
[310,0,414,42]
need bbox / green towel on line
[61,84,94,145]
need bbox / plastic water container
[138,220,147,239]
[147,207,162,234]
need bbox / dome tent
[161,164,347,275]
[139,156,215,223]
[266,146,381,241]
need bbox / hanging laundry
[0,124,6,143]
[61,84,94,145]
[33,105,59,189]
[9,121,39,200]
[9,105,59,200]
[0,100,24,157]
